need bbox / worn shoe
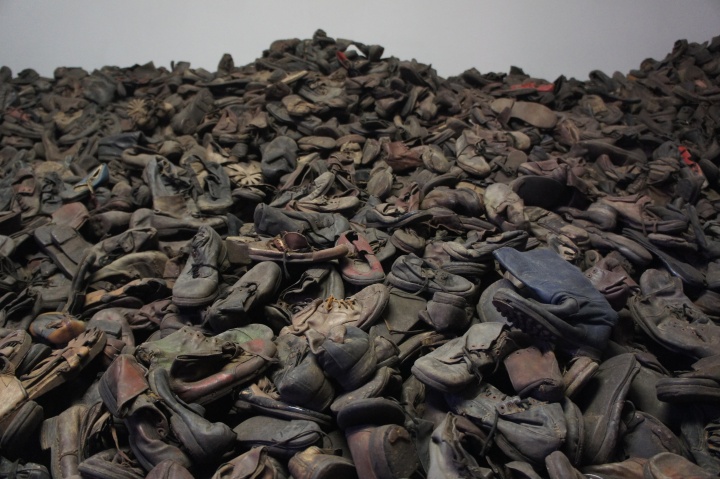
[254,203,350,248]
[427,413,492,479]
[309,325,378,391]
[387,253,479,299]
[575,353,640,465]
[336,230,385,285]
[490,98,557,129]
[656,354,720,403]
[148,367,236,465]
[204,261,282,333]
[643,452,715,479]
[172,225,228,307]
[503,345,564,402]
[411,322,520,393]
[418,291,472,333]
[271,334,335,412]
[234,382,334,428]
[211,446,288,479]
[234,415,323,458]
[288,283,389,336]
[484,183,528,231]
[492,247,618,359]
[629,269,720,359]
[345,423,419,479]
[20,328,106,400]
[288,446,358,479]
[446,381,567,466]
[134,325,276,404]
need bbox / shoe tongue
[192,230,210,249]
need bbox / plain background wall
[1,0,719,82]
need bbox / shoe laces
[14,192,33,212]
[479,408,500,457]
[257,376,280,400]
[432,268,450,282]
[410,268,451,297]
[406,275,431,297]
[665,302,699,320]
[462,346,487,383]
[27,272,48,289]
[473,140,488,156]
[109,423,135,465]
[368,236,387,254]
[40,176,60,194]
[323,296,356,311]
[638,201,662,235]
[0,257,18,277]
[238,341,277,364]
[705,418,720,458]
[190,262,217,279]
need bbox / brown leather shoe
[503,345,564,402]
[204,261,283,333]
[171,337,277,405]
[345,423,419,479]
[20,329,106,400]
[212,446,288,478]
[643,452,715,478]
[288,446,358,479]
[281,284,389,336]
[491,98,558,129]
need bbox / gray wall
[1,0,719,81]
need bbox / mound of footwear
[2,29,720,478]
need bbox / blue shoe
[61,164,109,201]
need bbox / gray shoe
[446,381,567,466]
[172,225,227,308]
[253,203,350,247]
[629,269,720,359]
[427,413,492,479]
[575,353,640,465]
[271,334,335,412]
[387,253,479,299]
[234,415,323,458]
[309,325,378,391]
[205,261,282,333]
[411,322,520,393]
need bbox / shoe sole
[340,271,386,286]
[656,378,720,403]
[563,356,599,399]
[492,290,600,360]
[234,395,334,429]
[364,210,434,229]
[172,289,219,308]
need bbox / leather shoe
[492,247,618,360]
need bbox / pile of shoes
[2,28,720,477]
